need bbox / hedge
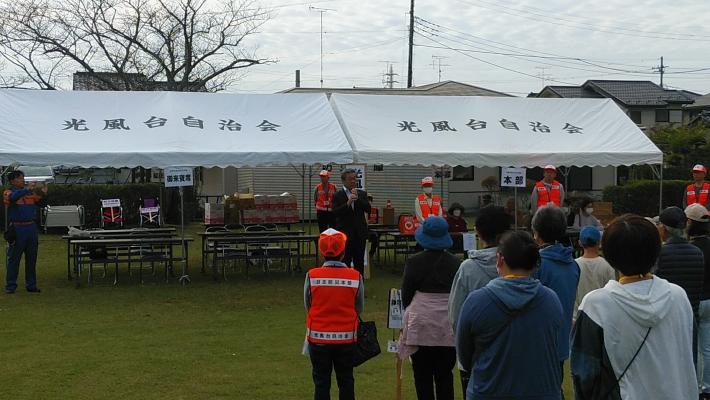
[1,183,199,227]
[602,180,687,217]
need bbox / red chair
[100,199,123,228]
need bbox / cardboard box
[382,207,395,225]
[284,208,300,223]
[281,193,298,209]
[237,193,256,210]
[267,195,282,209]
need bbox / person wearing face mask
[445,203,468,255]
[571,198,603,230]
[415,177,444,224]
[531,165,565,214]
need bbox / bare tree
[0,0,272,91]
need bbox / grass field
[0,223,573,399]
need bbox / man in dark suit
[332,168,371,275]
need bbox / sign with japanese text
[101,198,121,208]
[164,167,194,187]
[388,288,403,329]
[501,167,527,188]
[345,164,366,190]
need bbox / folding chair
[139,197,161,227]
[100,199,123,228]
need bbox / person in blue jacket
[456,230,563,400]
[531,205,580,394]
[3,170,47,294]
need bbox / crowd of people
[304,164,710,400]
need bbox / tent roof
[0,90,352,168]
[330,94,662,168]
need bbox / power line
[456,0,710,42]
[414,18,710,76]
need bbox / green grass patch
[0,223,572,399]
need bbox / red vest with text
[315,183,337,211]
[686,182,710,206]
[535,180,562,208]
[417,194,442,219]
[306,267,360,344]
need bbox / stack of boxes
[204,203,225,225]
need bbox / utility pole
[535,66,552,88]
[380,61,399,88]
[431,56,449,83]
[309,6,336,88]
[653,56,666,88]
[407,0,415,88]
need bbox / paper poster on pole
[501,167,527,187]
[345,164,366,190]
[164,167,194,187]
[101,198,121,208]
[462,233,477,251]
[388,288,403,329]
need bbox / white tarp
[330,94,662,167]
[0,90,352,168]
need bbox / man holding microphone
[331,169,371,275]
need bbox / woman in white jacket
[571,214,697,399]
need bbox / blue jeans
[700,300,710,393]
[5,223,39,292]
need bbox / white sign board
[463,233,477,251]
[501,167,527,188]
[387,288,403,329]
[140,206,160,214]
[101,198,121,208]
[345,164,366,190]
[164,167,194,187]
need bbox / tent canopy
[330,94,662,167]
[0,90,352,168]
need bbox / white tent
[329,94,662,167]
[0,90,352,168]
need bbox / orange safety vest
[535,180,562,208]
[686,182,710,206]
[306,266,360,344]
[417,194,442,219]
[3,189,40,207]
[315,183,337,211]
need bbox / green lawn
[0,223,573,399]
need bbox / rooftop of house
[531,80,700,106]
[280,80,512,97]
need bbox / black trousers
[342,234,366,275]
[317,211,336,233]
[411,346,456,400]
[309,342,355,400]
[458,369,470,400]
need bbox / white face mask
[453,210,462,217]
[423,187,433,194]
[585,207,594,214]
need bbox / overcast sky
[232,0,710,96]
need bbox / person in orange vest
[415,176,444,224]
[530,165,565,213]
[304,228,364,400]
[683,164,710,209]
[314,170,337,233]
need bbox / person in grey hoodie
[457,231,563,400]
[572,214,697,399]
[449,205,512,397]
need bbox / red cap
[544,164,556,171]
[692,164,707,173]
[319,229,347,257]
[421,177,434,186]
[319,170,331,177]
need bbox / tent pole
[659,160,664,215]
